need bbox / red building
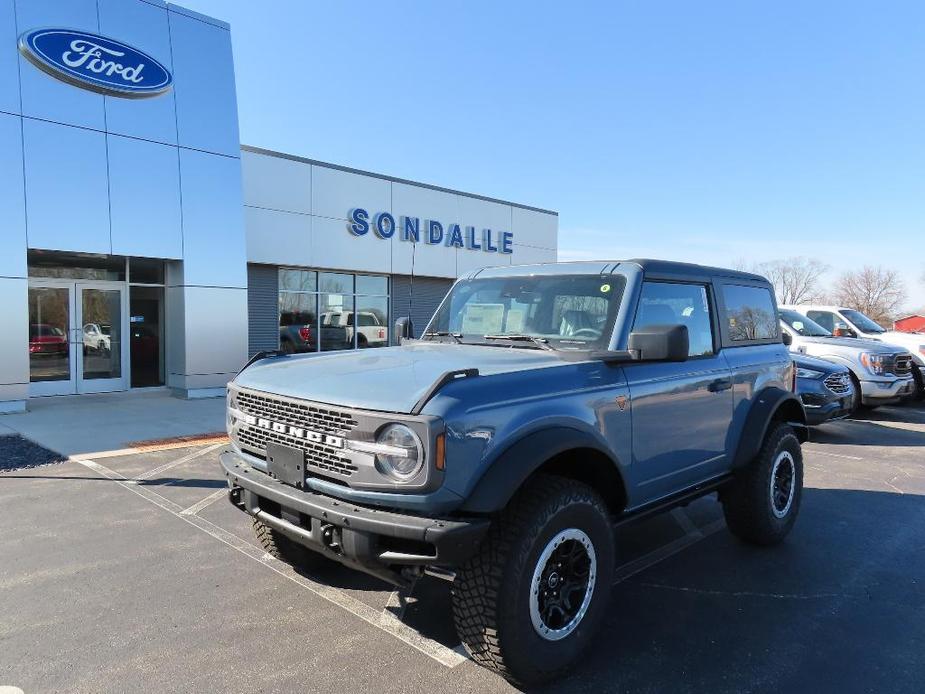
[894,314,925,333]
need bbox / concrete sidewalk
[0,390,226,456]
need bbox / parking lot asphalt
[1,403,924,694]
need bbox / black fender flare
[732,387,808,469]
[459,426,625,514]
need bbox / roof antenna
[408,231,416,337]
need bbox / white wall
[1,0,248,406]
[242,148,558,279]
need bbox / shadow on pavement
[531,487,925,694]
[0,435,68,472]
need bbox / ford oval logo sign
[18,28,172,99]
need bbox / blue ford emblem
[19,28,172,99]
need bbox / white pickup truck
[321,311,388,347]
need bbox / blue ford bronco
[222,259,806,684]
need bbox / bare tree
[832,266,907,325]
[750,257,829,305]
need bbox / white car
[782,304,925,399]
[320,311,388,347]
[82,323,112,354]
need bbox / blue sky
[183,0,925,308]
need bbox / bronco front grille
[823,372,852,395]
[235,389,358,435]
[232,389,359,479]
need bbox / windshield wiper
[422,331,463,344]
[482,334,556,351]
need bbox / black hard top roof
[472,259,769,284]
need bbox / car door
[623,280,733,503]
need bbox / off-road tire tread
[253,517,321,568]
[722,423,801,545]
[451,474,609,684]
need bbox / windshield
[841,309,886,334]
[779,309,831,337]
[426,274,626,350]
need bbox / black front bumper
[798,381,853,426]
[221,452,489,586]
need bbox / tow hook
[320,523,342,553]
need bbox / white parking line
[180,489,229,516]
[74,454,728,669]
[73,457,467,669]
[135,443,225,481]
[803,447,862,461]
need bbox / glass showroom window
[279,269,318,354]
[278,269,389,353]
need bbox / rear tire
[253,518,330,569]
[722,423,803,546]
[451,474,615,686]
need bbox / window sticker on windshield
[600,284,611,293]
[460,303,505,334]
[506,308,526,333]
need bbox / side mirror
[782,332,793,346]
[628,324,689,362]
[394,316,414,341]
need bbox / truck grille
[235,389,358,435]
[232,389,359,478]
[892,354,913,377]
[823,372,852,395]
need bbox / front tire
[451,475,615,686]
[253,518,331,570]
[722,423,803,545]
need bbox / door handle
[709,377,732,393]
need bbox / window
[806,310,836,333]
[633,282,715,357]
[278,269,389,353]
[841,309,886,334]
[722,285,778,342]
[779,309,830,337]
[428,275,625,350]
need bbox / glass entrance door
[28,280,128,396]
[77,283,126,393]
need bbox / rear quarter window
[722,285,779,342]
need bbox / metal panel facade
[1,0,248,408]
[390,275,454,339]
[108,134,182,258]
[242,149,558,281]
[246,264,280,356]
[99,0,178,145]
[22,118,111,254]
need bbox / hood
[875,331,925,360]
[793,335,906,353]
[233,343,564,413]
[791,353,846,374]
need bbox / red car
[29,323,68,356]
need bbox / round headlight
[375,424,424,481]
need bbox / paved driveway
[1,404,924,693]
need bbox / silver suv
[779,309,915,408]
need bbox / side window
[633,282,714,357]
[807,310,835,332]
[722,285,778,342]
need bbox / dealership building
[0,0,557,413]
